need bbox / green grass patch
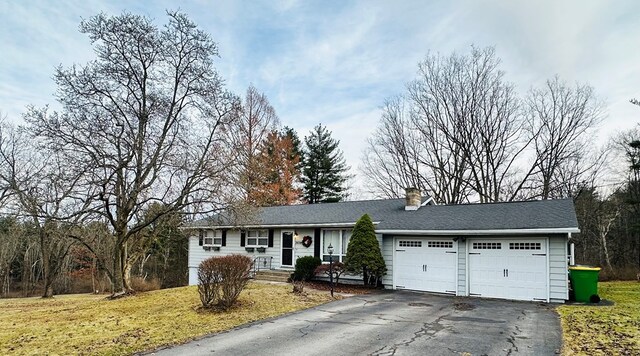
[558,281,640,355]
[0,282,334,355]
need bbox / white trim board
[184,222,381,230]
[375,228,579,235]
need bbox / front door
[281,231,294,267]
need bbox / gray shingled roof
[192,198,579,232]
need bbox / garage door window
[472,242,502,249]
[427,241,453,248]
[509,242,541,250]
[399,240,422,247]
[322,229,352,262]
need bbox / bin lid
[569,266,601,271]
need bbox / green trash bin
[568,266,601,303]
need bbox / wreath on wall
[302,235,313,248]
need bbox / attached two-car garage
[393,237,549,302]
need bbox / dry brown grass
[0,282,333,355]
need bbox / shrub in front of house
[314,261,345,285]
[197,254,252,309]
[344,214,387,286]
[293,256,322,281]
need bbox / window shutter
[240,230,246,247]
[221,229,227,247]
[268,229,274,247]
[314,228,321,258]
[198,229,204,246]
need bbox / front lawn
[558,281,640,355]
[0,282,333,355]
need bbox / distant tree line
[571,121,640,278]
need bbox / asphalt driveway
[151,291,561,356]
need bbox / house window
[322,229,352,262]
[247,229,268,247]
[204,230,222,246]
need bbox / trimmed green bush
[293,256,322,281]
[344,214,387,286]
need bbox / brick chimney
[405,188,421,211]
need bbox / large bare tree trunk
[41,241,54,298]
[111,245,126,295]
[122,261,133,292]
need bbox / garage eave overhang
[375,227,580,235]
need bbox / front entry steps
[254,270,291,283]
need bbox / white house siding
[188,235,208,285]
[381,235,394,288]
[289,228,316,261]
[549,234,569,302]
[457,240,466,296]
[188,228,321,285]
[188,229,282,286]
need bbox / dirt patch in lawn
[0,282,334,355]
[558,281,640,355]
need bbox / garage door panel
[469,239,547,301]
[395,238,457,294]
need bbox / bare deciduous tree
[362,97,434,199]
[227,85,280,201]
[363,47,524,203]
[0,121,91,297]
[362,47,603,204]
[525,76,603,199]
[25,11,239,296]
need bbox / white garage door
[468,239,548,301]
[394,238,457,294]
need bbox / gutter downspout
[568,232,575,266]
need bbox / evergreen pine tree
[344,214,386,286]
[301,124,349,203]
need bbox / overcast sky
[1,0,639,195]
